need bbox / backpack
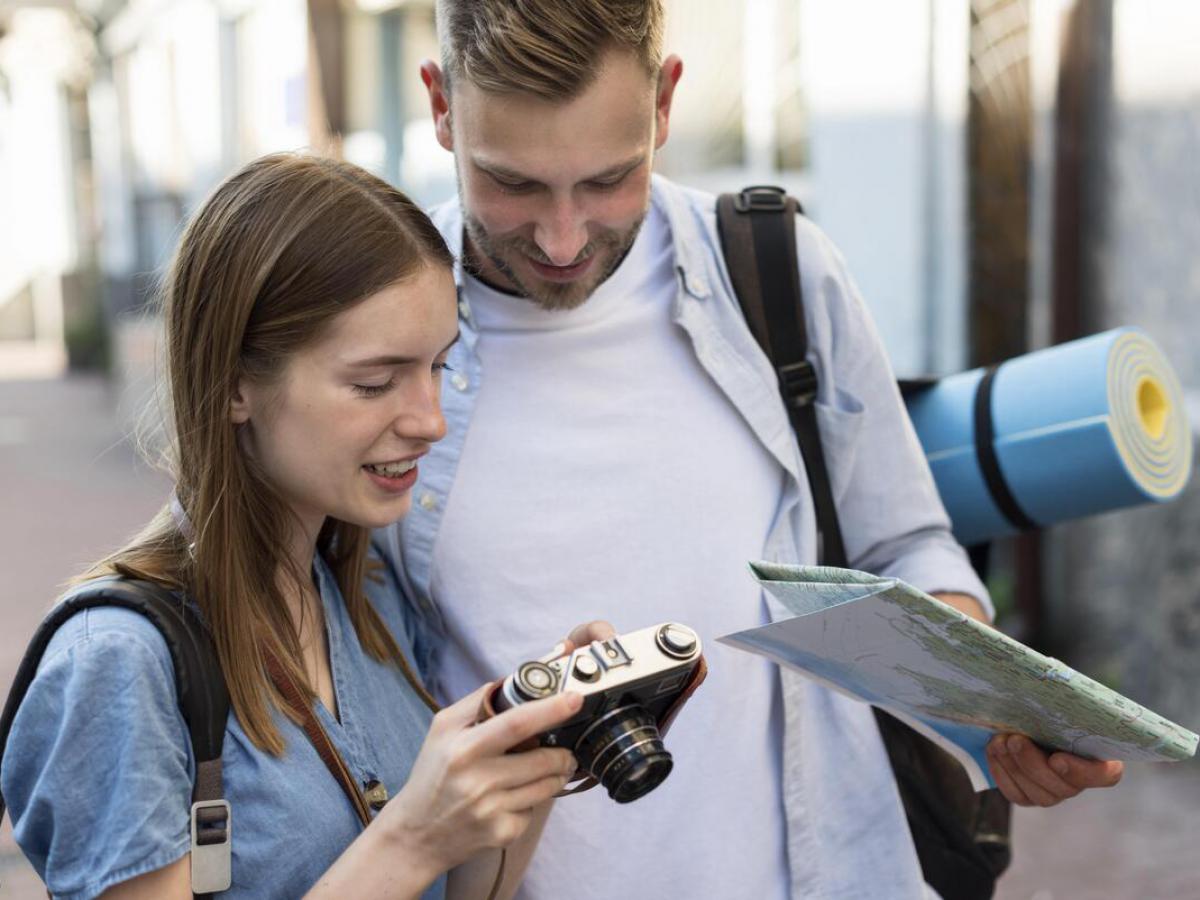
[716,185,1013,900]
[0,576,232,896]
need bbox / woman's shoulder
[39,597,180,676]
[3,587,195,898]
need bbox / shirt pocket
[812,386,865,503]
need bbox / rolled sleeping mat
[905,327,1193,547]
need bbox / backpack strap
[0,576,232,896]
[716,185,1013,899]
[716,185,848,567]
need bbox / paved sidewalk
[1,376,1197,897]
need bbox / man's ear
[421,59,454,152]
[653,54,684,151]
[230,379,252,425]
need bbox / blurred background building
[1,0,1199,896]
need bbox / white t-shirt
[431,204,790,899]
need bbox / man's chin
[512,263,603,312]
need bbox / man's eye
[353,378,395,398]
[588,174,627,191]
[491,175,534,193]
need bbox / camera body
[488,622,704,803]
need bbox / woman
[1,153,593,899]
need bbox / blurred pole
[742,0,778,175]
[920,0,942,375]
[380,11,405,188]
[967,0,1039,641]
[306,0,345,157]
[1052,0,1113,344]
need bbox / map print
[719,562,1198,791]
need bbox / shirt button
[418,491,438,511]
[457,300,471,319]
[450,372,469,392]
[363,779,389,811]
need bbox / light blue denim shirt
[380,175,991,899]
[2,549,444,900]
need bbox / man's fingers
[1050,753,1125,790]
[987,740,1033,806]
[470,691,584,756]
[1003,735,1081,804]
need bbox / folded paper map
[719,562,1199,791]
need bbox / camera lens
[573,704,674,803]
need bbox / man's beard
[461,201,646,312]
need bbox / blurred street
[0,374,169,896]
[0,374,1197,897]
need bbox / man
[379,2,1124,897]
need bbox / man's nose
[533,197,588,266]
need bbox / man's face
[428,50,681,310]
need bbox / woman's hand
[559,619,617,655]
[380,683,583,883]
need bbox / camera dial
[656,623,699,658]
[514,661,558,700]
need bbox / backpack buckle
[778,360,818,408]
[190,799,232,893]
[734,185,788,213]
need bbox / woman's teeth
[365,460,416,477]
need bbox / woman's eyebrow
[347,331,461,368]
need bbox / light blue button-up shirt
[381,175,990,899]
[2,550,444,900]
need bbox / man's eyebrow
[472,154,645,185]
[347,331,461,368]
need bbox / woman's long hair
[84,153,453,754]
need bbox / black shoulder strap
[717,186,1013,898]
[716,185,848,567]
[0,575,232,895]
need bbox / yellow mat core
[1136,375,1169,441]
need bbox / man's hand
[986,733,1124,807]
[930,591,989,623]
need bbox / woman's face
[234,264,460,540]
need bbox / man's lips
[527,254,595,283]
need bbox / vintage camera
[489,622,704,803]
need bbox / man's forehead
[450,52,658,154]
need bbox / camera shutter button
[657,624,698,658]
[573,654,601,682]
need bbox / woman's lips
[363,464,418,495]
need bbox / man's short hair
[436,0,664,100]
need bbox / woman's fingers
[563,620,617,653]
[480,746,577,790]
[432,682,495,733]
[498,771,575,813]
[469,691,584,757]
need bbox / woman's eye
[433,361,455,374]
[353,378,395,398]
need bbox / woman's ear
[230,379,252,425]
